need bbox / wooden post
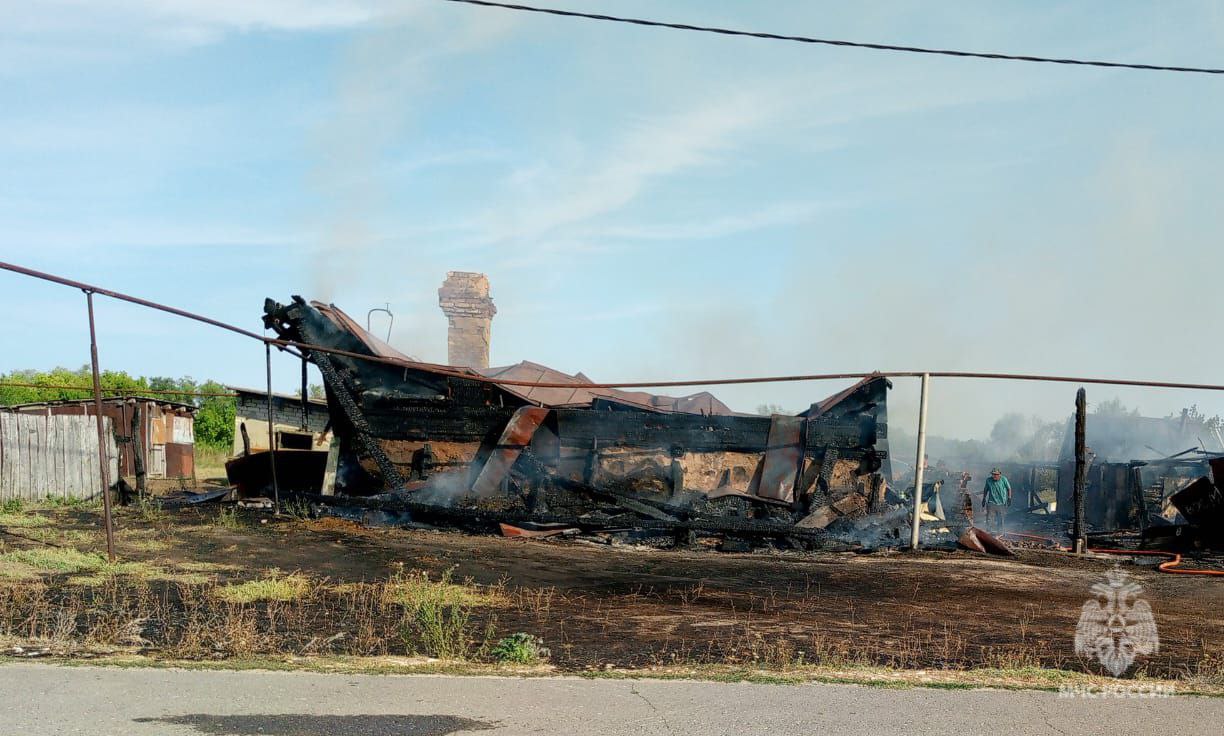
[321,435,339,496]
[84,290,116,562]
[909,373,930,550]
[1027,466,1038,509]
[131,402,146,498]
[1072,387,1087,553]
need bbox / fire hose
[998,531,1224,577]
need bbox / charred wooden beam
[1072,387,1088,553]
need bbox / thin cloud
[473,90,787,245]
[583,200,849,242]
[2,0,387,37]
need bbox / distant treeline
[0,367,235,449]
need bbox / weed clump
[213,506,243,530]
[491,633,549,665]
[392,567,498,660]
[384,567,501,611]
[215,572,311,603]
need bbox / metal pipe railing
[6,259,1224,557]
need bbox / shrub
[491,632,549,665]
[392,568,500,660]
[405,597,474,660]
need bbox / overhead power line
[443,0,1224,76]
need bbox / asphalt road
[0,663,1219,735]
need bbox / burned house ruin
[260,294,898,548]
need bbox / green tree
[755,403,793,416]
[193,383,236,448]
[0,366,152,405]
[1093,397,1138,417]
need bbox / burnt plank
[806,413,878,451]
[360,396,516,442]
[554,409,772,452]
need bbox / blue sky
[2,1,1223,438]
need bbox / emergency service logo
[1073,566,1159,676]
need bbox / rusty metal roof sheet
[1,396,198,412]
[477,361,735,415]
[314,301,421,363]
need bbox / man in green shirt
[980,468,1012,530]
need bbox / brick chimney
[438,271,496,368]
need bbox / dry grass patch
[177,561,239,573]
[58,530,101,546]
[153,571,217,585]
[0,527,96,547]
[0,559,41,580]
[121,539,171,553]
[194,444,231,481]
[116,527,162,540]
[215,572,312,603]
[383,567,505,612]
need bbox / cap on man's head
[990,468,1002,474]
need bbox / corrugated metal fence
[0,413,120,501]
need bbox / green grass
[0,547,109,573]
[0,547,162,582]
[194,443,231,481]
[215,572,311,603]
[0,513,50,528]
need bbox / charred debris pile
[248,296,930,552]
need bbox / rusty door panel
[470,407,551,497]
[755,415,804,503]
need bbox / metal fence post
[300,355,309,431]
[84,290,116,562]
[266,342,280,512]
[910,373,930,550]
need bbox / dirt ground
[2,504,1222,678]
